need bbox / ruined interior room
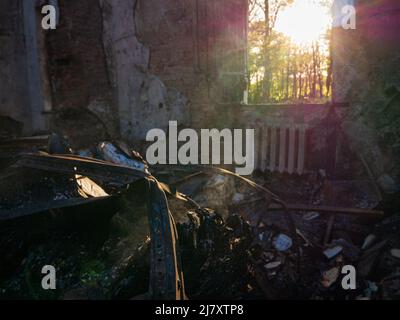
[1,0,400,301]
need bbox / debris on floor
[1,133,400,300]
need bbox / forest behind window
[248,0,334,104]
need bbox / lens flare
[275,0,332,46]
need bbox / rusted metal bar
[147,179,186,300]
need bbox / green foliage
[248,0,332,104]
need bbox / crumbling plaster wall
[136,0,212,128]
[99,0,188,143]
[332,0,400,192]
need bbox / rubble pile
[177,210,257,299]
[0,133,400,300]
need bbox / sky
[274,0,333,46]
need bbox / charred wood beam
[12,153,149,184]
[237,198,384,219]
[281,204,384,218]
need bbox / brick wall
[45,0,118,138]
[0,0,31,132]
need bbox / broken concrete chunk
[97,142,147,172]
[362,234,377,251]
[265,261,282,270]
[273,234,293,252]
[321,267,340,288]
[390,249,400,259]
[76,175,109,198]
[332,239,360,261]
[323,246,343,259]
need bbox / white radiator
[254,123,308,175]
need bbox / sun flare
[275,0,332,46]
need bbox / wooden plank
[269,125,277,171]
[287,125,296,174]
[279,126,287,173]
[235,199,385,219]
[297,125,306,175]
[268,204,384,218]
